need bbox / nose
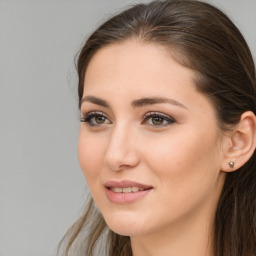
[103,125,140,172]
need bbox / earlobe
[221,111,256,172]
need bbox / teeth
[110,187,143,193]
[122,187,132,193]
[132,187,140,192]
[112,187,123,193]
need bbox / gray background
[0,1,255,256]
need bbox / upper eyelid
[81,111,109,118]
[144,111,174,118]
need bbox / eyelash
[143,112,175,127]
[80,111,175,127]
[80,111,109,127]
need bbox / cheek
[143,126,221,200]
[78,131,105,184]
[138,130,222,227]
[146,126,218,168]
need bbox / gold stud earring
[229,161,235,169]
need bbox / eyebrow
[131,97,188,109]
[80,96,109,108]
[80,95,188,109]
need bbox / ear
[221,111,256,172]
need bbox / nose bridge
[104,122,139,171]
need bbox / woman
[59,0,256,255]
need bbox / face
[78,40,226,238]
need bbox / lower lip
[105,188,152,204]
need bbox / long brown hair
[58,1,256,255]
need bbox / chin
[103,212,145,236]
[108,225,142,237]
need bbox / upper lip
[104,180,153,189]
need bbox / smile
[109,187,147,193]
[104,180,153,204]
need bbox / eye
[80,111,111,127]
[143,112,175,127]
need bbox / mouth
[104,180,153,192]
[108,186,149,193]
[104,180,153,204]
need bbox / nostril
[104,152,140,172]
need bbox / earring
[229,161,235,169]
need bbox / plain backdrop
[0,1,255,256]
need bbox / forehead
[83,40,210,114]
[84,40,194,95]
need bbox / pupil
[153,117,163,125]
[96,116,105,124]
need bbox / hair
[58,0,256,255]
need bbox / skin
[78,40,229,256]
